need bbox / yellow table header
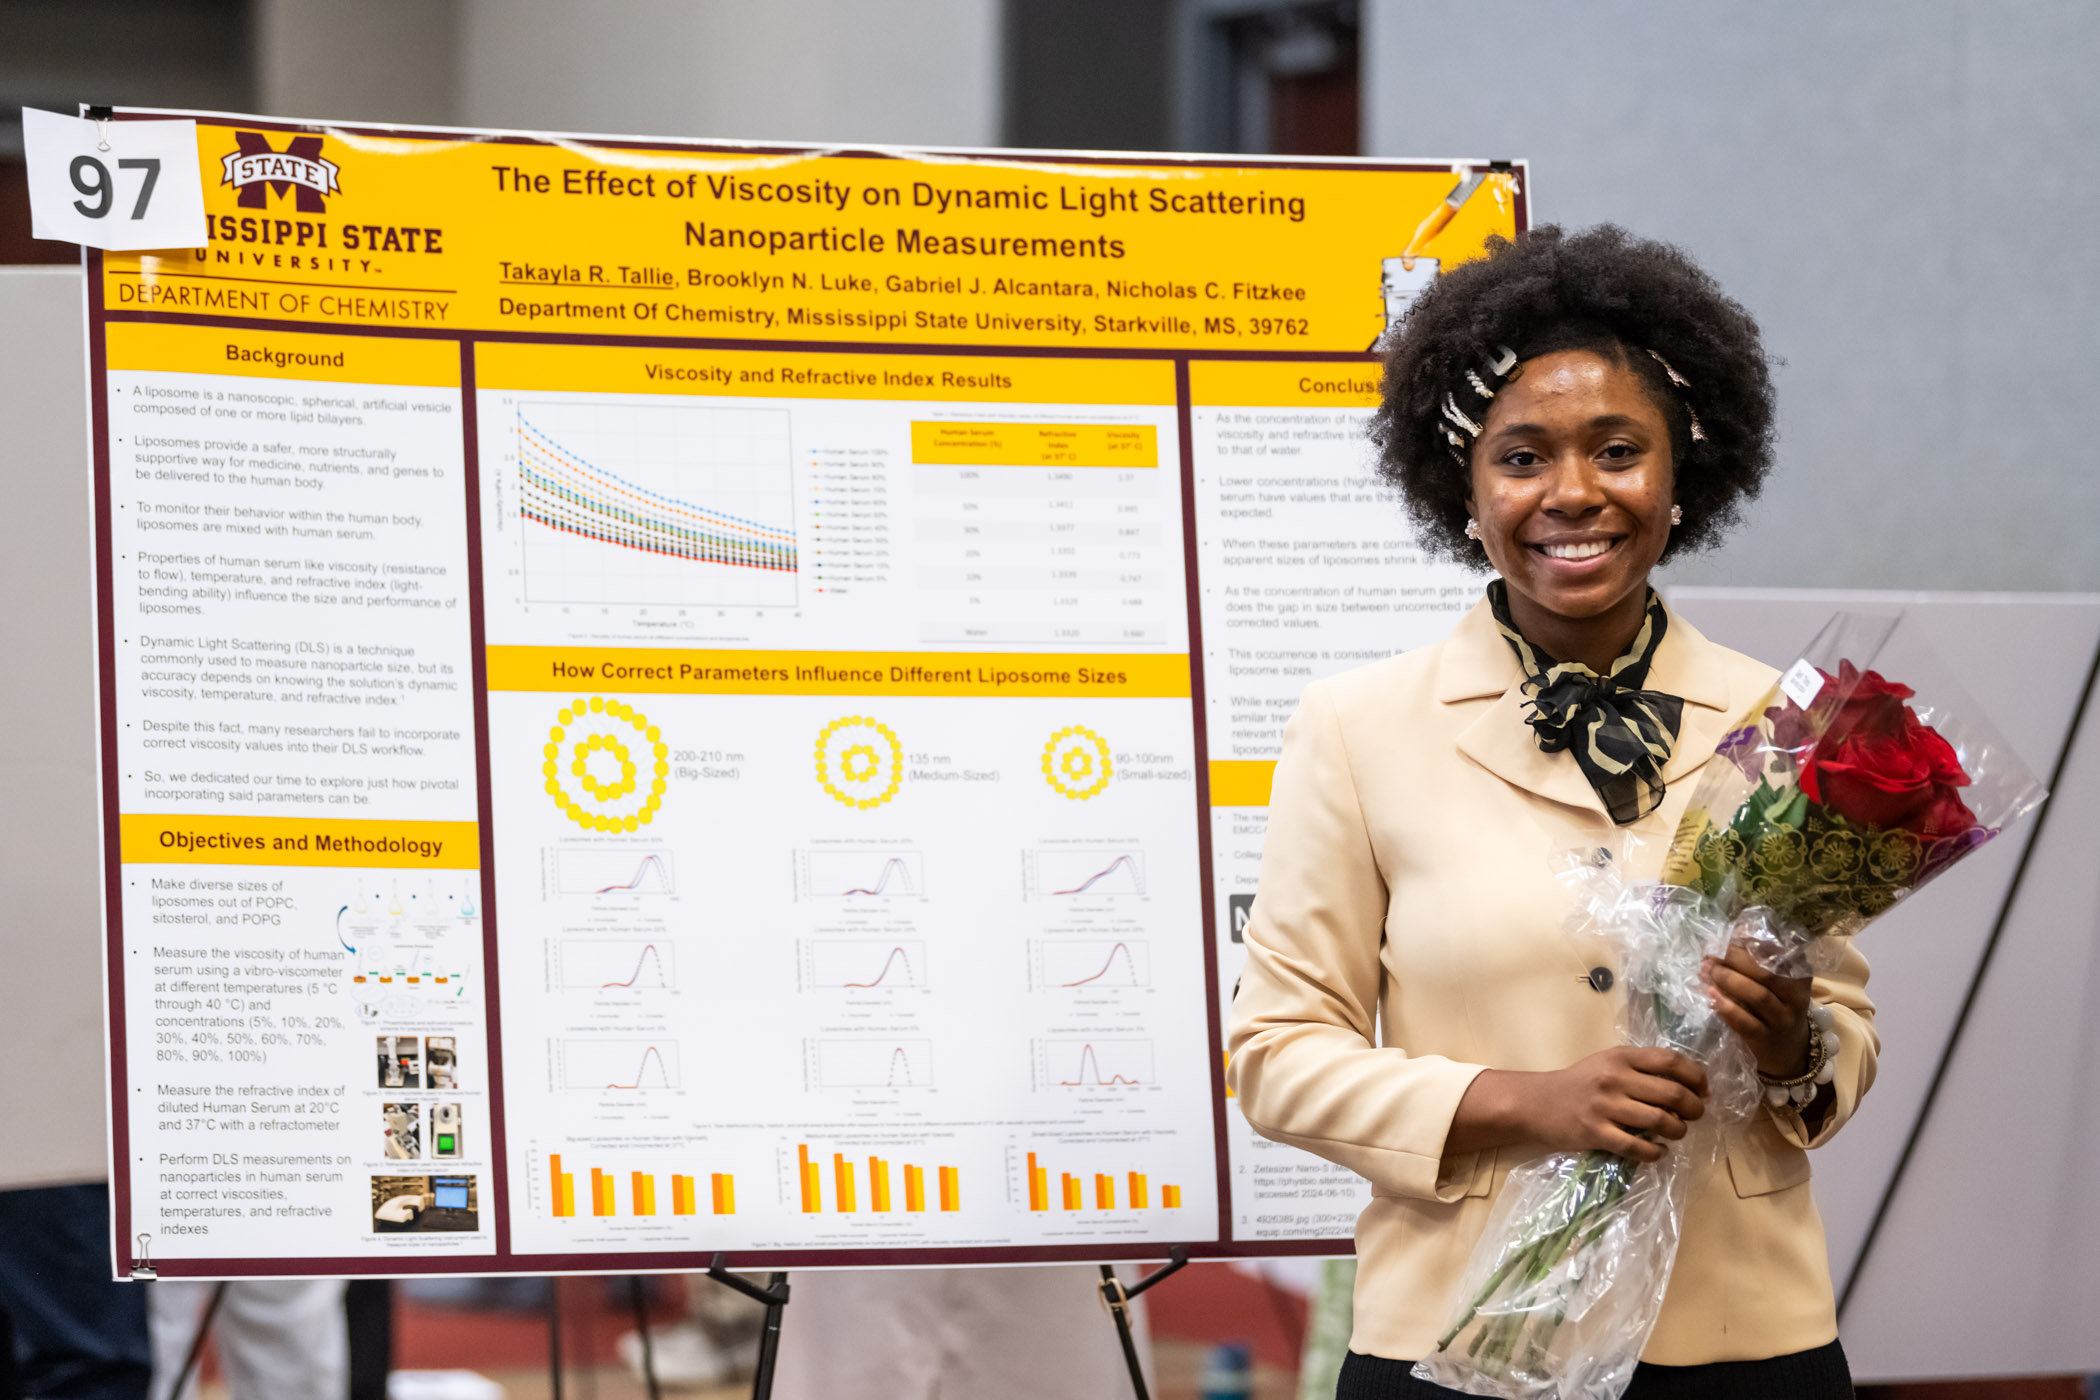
[106,321,461,387]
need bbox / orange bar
[1162,1185,1182,1209]
[710,1172,736,1214]
[938,1166,959,1212]
[903,1164,926,1212]
[671,1174,696,1215]
[798,1145,819,1213]
[591,1168,615,1217]
[1062,1173,1080,1210]
[631,1172,656,1216]
[1027,1153,1047,1212]
[869,1156,891,1212]
[1128,1172,1148,1209]
[550,1155,576,1218]
[834,1153,857,1213]
[1095,1173,1115,1210]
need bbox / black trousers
[1337,1339,1854,1399]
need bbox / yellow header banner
[107,321,460,387]
[102,114,1522,353]
[1207,760,1277,807]
[486,647,1191,698]
[1190,359,1382,409]
[120,815,480,869]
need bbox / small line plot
[558,939,677,990]
[806,940,929,990]
[554,849,676,896]
[558,1039,681,1091]
[798,850,926,899]
[1036,1038,1153,1089]
[1025,848,1146,900]
[811,1038,935,1090]
[1033,939,1150,989]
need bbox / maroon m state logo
[220,132,342,213]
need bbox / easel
[547,1256,790,1400]
[1099,1245,1191,1400]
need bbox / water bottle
[1198,1340,1254,1400]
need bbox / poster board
[88,107,1523,1277]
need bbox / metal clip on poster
[1100,1244,1191,1400]
[708,1255,792,1400]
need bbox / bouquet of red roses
[1415,611,2046,1400]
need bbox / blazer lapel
[1439,596,1745,820]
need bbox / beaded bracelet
[1759,1002,1839,1108]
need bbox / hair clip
[1687,409,1707,442]
[1466,369,1496,400]
[1441,393,1483,438]
[1645,349,1692,388]
[1486,344,1518,377]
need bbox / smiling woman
[1228,226,1872,1400]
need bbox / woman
[1227,225,1875,1399]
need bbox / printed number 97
[70,156,161,219]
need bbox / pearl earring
[1464,519,1482,541]
[1670,505,1683,526]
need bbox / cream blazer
[1227,597,1878,1365]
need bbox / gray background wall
[1364,0,2100,594]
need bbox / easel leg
[707,1254,791,1400]
[626,1275,662,1400]
[1099,1246,1190,1400]
[545,1275,564,1400]
[163,1280,228,1400]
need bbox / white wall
[457,0,1003,147]
[1363,1,2100,595]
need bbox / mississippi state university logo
[219,132,342,212]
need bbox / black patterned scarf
[1486,579,1685,825]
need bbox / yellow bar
[591,1169,615,1217]
[104,320,462,387]
[1027,1154,1047,1212]
[910,421,1157,468]
[671,1174,695,1215]
[869,1157,891,1213]
[1129,1172,1148,1209]
[476,341,1178,406]
[938,1166,960,1212]
[120,814,480,869]
[486,647,1191,699]
[1062,1173,1080,1211]
[1207,760,1277,808]
[798,1145,819,1213]
[1095,1173,1115,1210]
[1162,1185,1182,1209]
[834,1153,857,1213]
[551,1155,573,1218]
[903,1165,926,1213]
[1188,358,1381,409]
[711,1172,736,1215]
[631,1172,656,1217]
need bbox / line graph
[558,939,677,991]
[1032,939,1151,989]
[513,399,798,608]
[812,1039,934,1090]
[806,940,929,990]
[559,1039,682,1091]
[1025,848,1147,900]
[798,850,925,899]
[1035,1038,1153,1089]
[554,849,676,896]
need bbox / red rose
[1795,662,1978,839]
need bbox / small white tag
[1779,658,1825,710]
[22,108,207,250]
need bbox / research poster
[91,108,1524,1277]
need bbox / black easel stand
[1099,1245,1190,1400]
[165,1279,230,1400]
[708,1253,791,1400]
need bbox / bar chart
[547,1154,735,1218]
[792,1143,961,1214]
[1022,1151,1183,1212]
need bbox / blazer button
[1587,967,1614,993]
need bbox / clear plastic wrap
[1416,612,2046,1400]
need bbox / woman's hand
[1701,946,1813,1078]
[1447,1048,1709,1164]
